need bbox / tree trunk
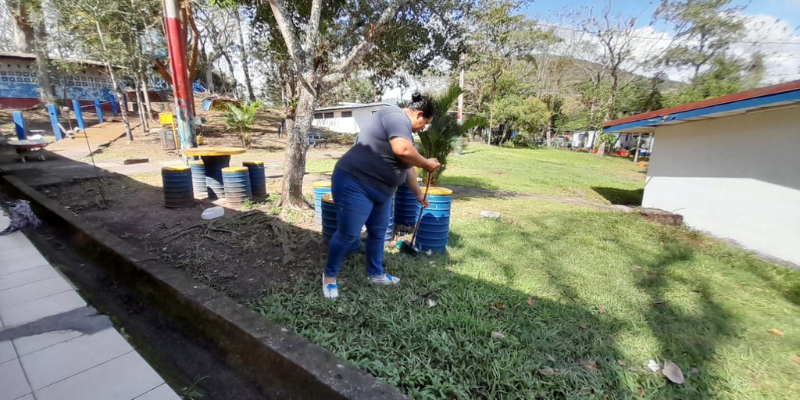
[222,52,237,98]
[8,0,35,52]
[280,85,315,207]
[96,20,132,140]
[205,58,215,94]
[234,9,255,101]
[140,76,155,123]
[605,73,618,122]
[133,76,149,132]
[545,126,551,148]
[33,20,55,104]
[108,68,133,141]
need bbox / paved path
[0,212,181,400]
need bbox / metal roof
[603,80,800,133]
[0,51,120,69]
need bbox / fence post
[108,94,119,116]
[94,98,104,123]
[12,111,27,140]
[47,104,63,141]
[72,100,86,130]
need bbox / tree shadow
[592,186,644,206]
[444,210,755,398]
[2,143,792,399]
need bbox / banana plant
[224,101,262,148]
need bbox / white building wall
[312,111,358,134]
[312,105,388,134]
[642,106,800,265]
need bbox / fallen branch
[164,225,202,242]
[201,234,236,248]
[210,228,239,236]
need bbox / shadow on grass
[592,186,644,206]
[445,212,753,398]
[2,144,790,399]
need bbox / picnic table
[183,147,246,199]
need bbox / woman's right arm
[389,137,440,171]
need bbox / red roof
[603,80,800,128]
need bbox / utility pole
[163,0,196,156]
[458,53,465,125]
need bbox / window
[323,112,334,119]
[314,113,323,119]
[341,111,353,118]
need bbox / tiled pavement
[0,212,181,400]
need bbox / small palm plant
[418,84,485,185]
[224,101,262,149]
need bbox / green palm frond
[224,101,262,148]
[418,84,487,185]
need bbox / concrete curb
[0,174,408,400]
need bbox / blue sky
[519,0,800,84]
[523,0,800,31]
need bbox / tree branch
[304,0,323,71]
[322,0,409,90]
[267,0,317,96]
[266,0,306,74]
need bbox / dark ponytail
[408,92,434,119]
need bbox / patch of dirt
[638,208,683,226]
[88,105,353,165]
[38,174,327,302]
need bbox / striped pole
[163,0,196,156]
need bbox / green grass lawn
[265,145,800,399]
[305,144,647,205]
[441,145,647,204]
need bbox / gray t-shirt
[336,106,413,194]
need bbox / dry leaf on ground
[580,324,590,329]
[491,301,506,310]
[768,328,784,336]
[617,360,626,366]
[580,360,598,371]
[546,354,555,362]
[637,388,644,395]
[527,297,534,306]
[491,331,505,340]
[539,367,555,377]
[662,361,685,384]
[792,356,800,365]
[631,265,643,271]
[691,367,699,374]
[599,306,607,314]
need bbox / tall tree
[6,0,56,104]
[654,0,745,79]
[464,0,558,127]
[233,9,255,101]
[579,4,637,122]
[219,0,471,206]
[194,1,238,94]
[50,0,161,140]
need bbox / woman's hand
[416,192,430,208]
[424,158,441,172]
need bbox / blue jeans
[324,168,394,278]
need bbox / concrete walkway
[0,212,181,400]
